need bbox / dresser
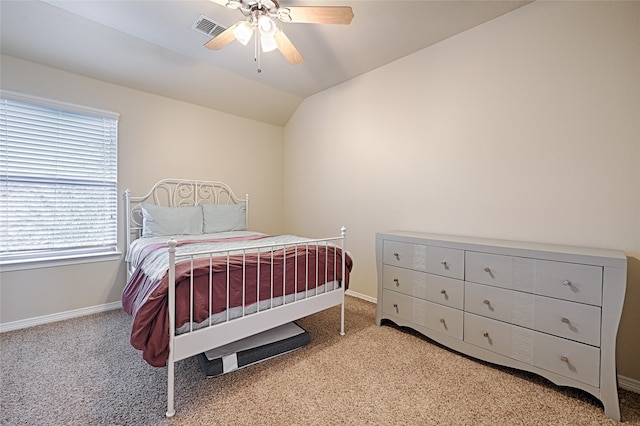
[375,231,627,421]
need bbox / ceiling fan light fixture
[257,15,278,52]
[258,15,277,38]
[233,20,254,46]
[261,35,278,52]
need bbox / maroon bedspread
[123,242,352,367]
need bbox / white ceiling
[1,0,531,125]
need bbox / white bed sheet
[126,231,265,272]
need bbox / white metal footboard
[165,228,347,417]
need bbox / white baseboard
[345,289,377,304]
[619,375,640,394]
[0,301,122,333]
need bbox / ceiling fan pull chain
[255,24,262,73]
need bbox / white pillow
[202,203,247,234]
[140,203,204,237]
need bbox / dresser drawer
[534,331,600,387]
[465,281,514,323]
[382,264,416,294]
[381,289,463,340]
[383,241,419,270]
[464,312,514,358]
[425,246,464,279]
[412,296,463,340]
[383,265,463,309]
[381,289,413,322]
[533,296,601,347]
[466,252,603,306]
[463,313,534,364]
[465,252,518,289]
[535,260,602,306]
[382,240,463,279]
[464,282,534,327]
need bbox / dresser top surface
[377,231,627,268]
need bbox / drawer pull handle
[440,289,447,295]
[483,299,491,305]
[440,318,449,331]
[483,332,489,338]
[560,356,569,363]
[483,267,495,279]
[393,303,399,313]
[441,260,448,267]
[561,317,570,324]
[394,252,400,260]
[393,278,399,287]
[562,280,572,286]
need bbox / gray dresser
[375,231,627,421]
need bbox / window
[0,91,119,265]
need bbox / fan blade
[204,22,239,50]
[274,28,304,65]
[280,6,354,25]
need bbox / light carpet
[1,296,639,425]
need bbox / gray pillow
[141,203,203,237]
[202,204,247,234]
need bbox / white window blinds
[0,92,119,262]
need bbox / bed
[122,179,352,417]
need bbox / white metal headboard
[124,178,249,251]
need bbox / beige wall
[0,55,284,324]
[284,2,640,380]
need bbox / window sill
[0,251,123,272]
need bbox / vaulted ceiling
[1,1,531,125]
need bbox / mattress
[196,322,310,377]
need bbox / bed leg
[166,359,175,417]
[340,301,345,336]
[166,238,177,418]
[340,226,346,337]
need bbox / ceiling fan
[205,0,354,72]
